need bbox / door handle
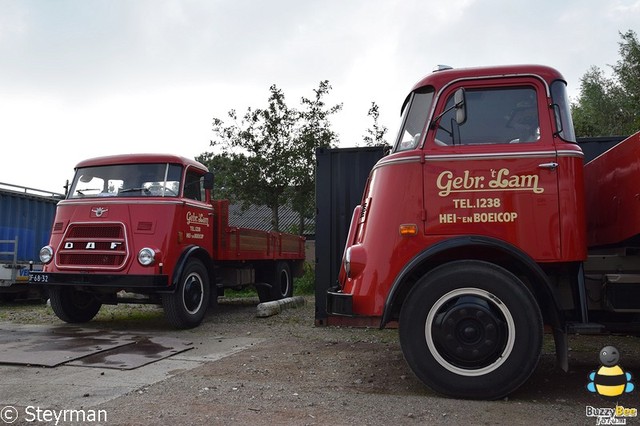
[538,162,558,170]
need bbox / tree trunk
[298,211,305,236]
[271,204,279,232]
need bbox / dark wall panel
[314,146,386,323]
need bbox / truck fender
[381,235,565,339]
[170,245,215,291]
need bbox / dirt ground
[2,296,640,426]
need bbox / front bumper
[326,286,353,316]
[29,271,172,292]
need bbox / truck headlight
[39,246,54,264]
[344,247,352,277]
[344,245,366,279]
[137,248,156,266]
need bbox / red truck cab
[328,65,588,399]
[31,154,305,328]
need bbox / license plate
[30,273,50,283]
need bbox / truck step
[566,322,606,334]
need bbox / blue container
[0,184,62,263]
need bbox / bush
[294,262,315,295]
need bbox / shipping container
[0,182,62,298]
[314,146,386,324]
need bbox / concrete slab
[67,336,194,370]
[0,332,263,409]
[0,324,134,367]
[0,324,193,369]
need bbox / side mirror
[454,88,466,125]
[551,103,563,136]
[203,172,214,190]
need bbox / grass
[223,262,315,298]
[293,262,315,295]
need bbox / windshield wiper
[75,188,101,195]
[119,187,150,194]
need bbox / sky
[1,0,639,194]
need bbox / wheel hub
[183,276,203,313]
[433,298,507,368]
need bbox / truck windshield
[69,163,183,199]
[393,88,434,152]
[550,80,576,143]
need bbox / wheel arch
[381,236,564,332]
[171,245,215,289]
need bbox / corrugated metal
[228,203,314,235]
[314,146,386,323]
[0,185,62,263]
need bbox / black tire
[162,259,210,328]
[399,260,543,400]
[257,261,293,303]
[49,287,102,323]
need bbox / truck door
[422,78,561,260]
[179,167,215,257]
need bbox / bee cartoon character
[587,345,634,397]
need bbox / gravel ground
[2,296,640,425]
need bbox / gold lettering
[436,170,485,197]
[436,171,454,197]
[488,168,543,193]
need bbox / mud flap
[553,326,569,372]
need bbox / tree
[201,82,341,234]
[289,81,342,235]
[571,66,625,136]
[362,102,389,148]
[206,85,298,232]
[194,151,237,202]
[572,30,640,136]
[613,30,640,132]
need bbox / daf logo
[64,242,122,249]
[91,207,109,217]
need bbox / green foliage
[288,81,342,235]
[206,85,297,231]
[201,82,341,234]
[223,287,258,298]
[572,30,640,137]
[195,151,239,202]
[293,262,315,295]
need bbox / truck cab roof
[75,153,208,173]
[403,64,567,113]
[412,64,566,91]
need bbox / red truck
[326,64,640,399]
[30,154,305,328]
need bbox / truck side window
[184,170,204,201]
[435,87,540,145]
[394,88,434,152]
[550,80,576,142]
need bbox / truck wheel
[257,261,293,303]
[49,287,102,323]
[162,259,210,328]
[399,260,542,400]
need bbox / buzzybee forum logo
[587,346,634,396]
[585,346,637,425]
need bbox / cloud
[0,0,639,193]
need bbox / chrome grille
[57,223,127,269]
